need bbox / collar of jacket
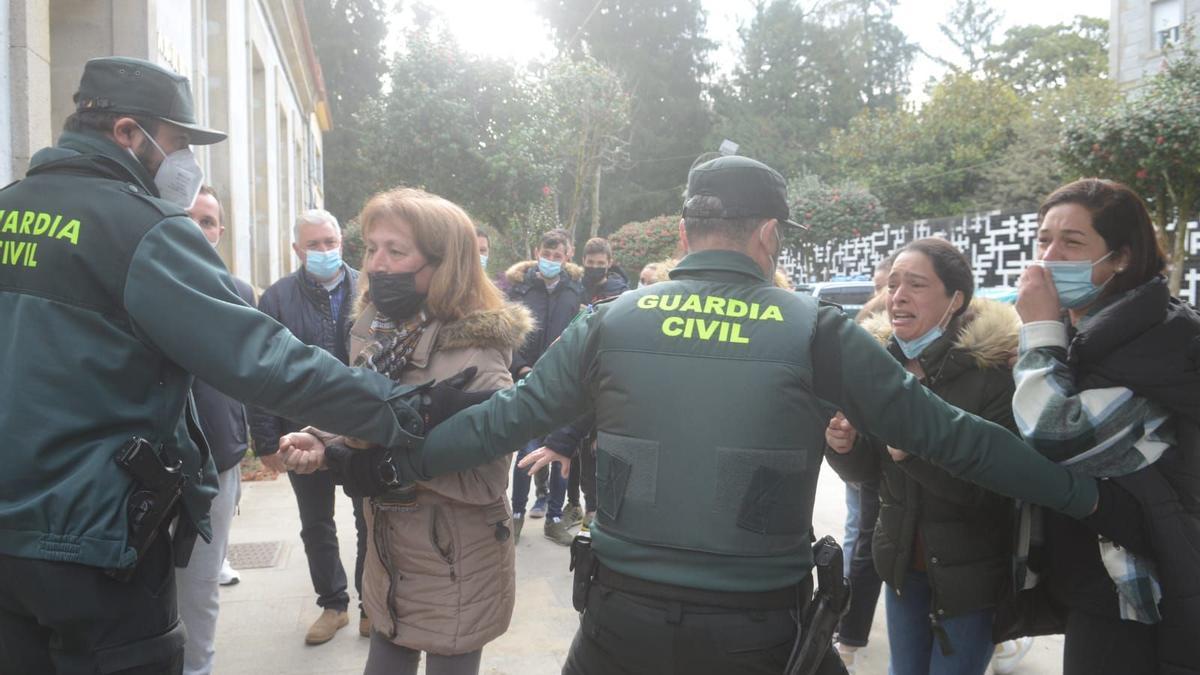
[1068,275,1200,422]
[668,249,769,284]
[351,301,533,371]
[519,263,583,295]
[1070,276,1168,365]
[859,298,1020,384]
[298,265,354,306]
[28,131,159,197]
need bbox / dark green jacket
[0,131,419,569]
[397,250,1098,592]
[826,299,1020,619]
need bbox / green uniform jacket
[399,250,1098,592]
[0,131,419,569]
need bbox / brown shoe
[359,613,371,638]
[305,608,349,645]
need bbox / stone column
[7,0,51,180]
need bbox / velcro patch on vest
[715,447,808,536]
[736,466,808,535]
[598,453,632,522]
[595,432,662,522]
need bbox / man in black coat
[503,230,586,544]
[248,209,367,644]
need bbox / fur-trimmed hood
[434,302,534,353]
[504,259,584,285]
[348,301,534,367]
[858,297,1019,371]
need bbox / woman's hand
[825,412,858,454]
[278,432,326,474]
[886,446,910,462]
[1017,264,1061,323]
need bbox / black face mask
[583,266,608,290]
[368,269,426,321]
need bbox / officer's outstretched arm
[393,309,600,482]
[812,307,1098,519]
[123,217,420,449]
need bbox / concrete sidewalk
[213,460,1064,674]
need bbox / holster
[106,437,186,582]
[785,535,851,675]
[569,533,598,612]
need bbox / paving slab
[214,459,1064,674]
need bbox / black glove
[417,367,501,431]
[325,442,390,498]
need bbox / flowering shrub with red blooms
[1060,40,1200,293]
[785,175,885,248]
[609,215,683,275]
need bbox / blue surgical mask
[1038,252,1114,309]
[305,248,343,280]
[894,291,959,360]
[480,254,489,269]
[538,257,563,279]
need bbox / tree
[933,0,1002,74]
[825,0,916,111]
[539,0,714,229]
[303,0,391,224]
[539,57,631,240]
[827,74,1024,220]
[985,16,1109,95]
[712,0,913,178]
[357,18,562,231]
[977,76,1118,211]
[1061,42,1200,295]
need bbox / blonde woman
[283,188,532,675]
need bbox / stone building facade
[1,0,330,287]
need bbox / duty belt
[593,560,811,611]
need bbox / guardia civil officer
[0,57,431,674]
[284,156,1102,675]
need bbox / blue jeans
[838,481,882,647]
[511,438,566,519]
[843,483,862,578]
[885,572,995,675]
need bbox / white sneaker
[993,637,1034,674]
[218,557,240,586]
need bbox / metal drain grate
[227,541,284,569]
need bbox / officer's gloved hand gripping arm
[811,306,1099,519]
[122,217,423,448]
[389,309,600,483]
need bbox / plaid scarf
[354,311,428,381]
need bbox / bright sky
[387,0,1108,98]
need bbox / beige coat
[348,301,532,655]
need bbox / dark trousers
[837,480,883,647]
[563,584,847,675]
[1063,607,1156,675]
[566,441,596,512]
[512,438,566,519]
[287,468,367,612]
[0,534,185,674]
